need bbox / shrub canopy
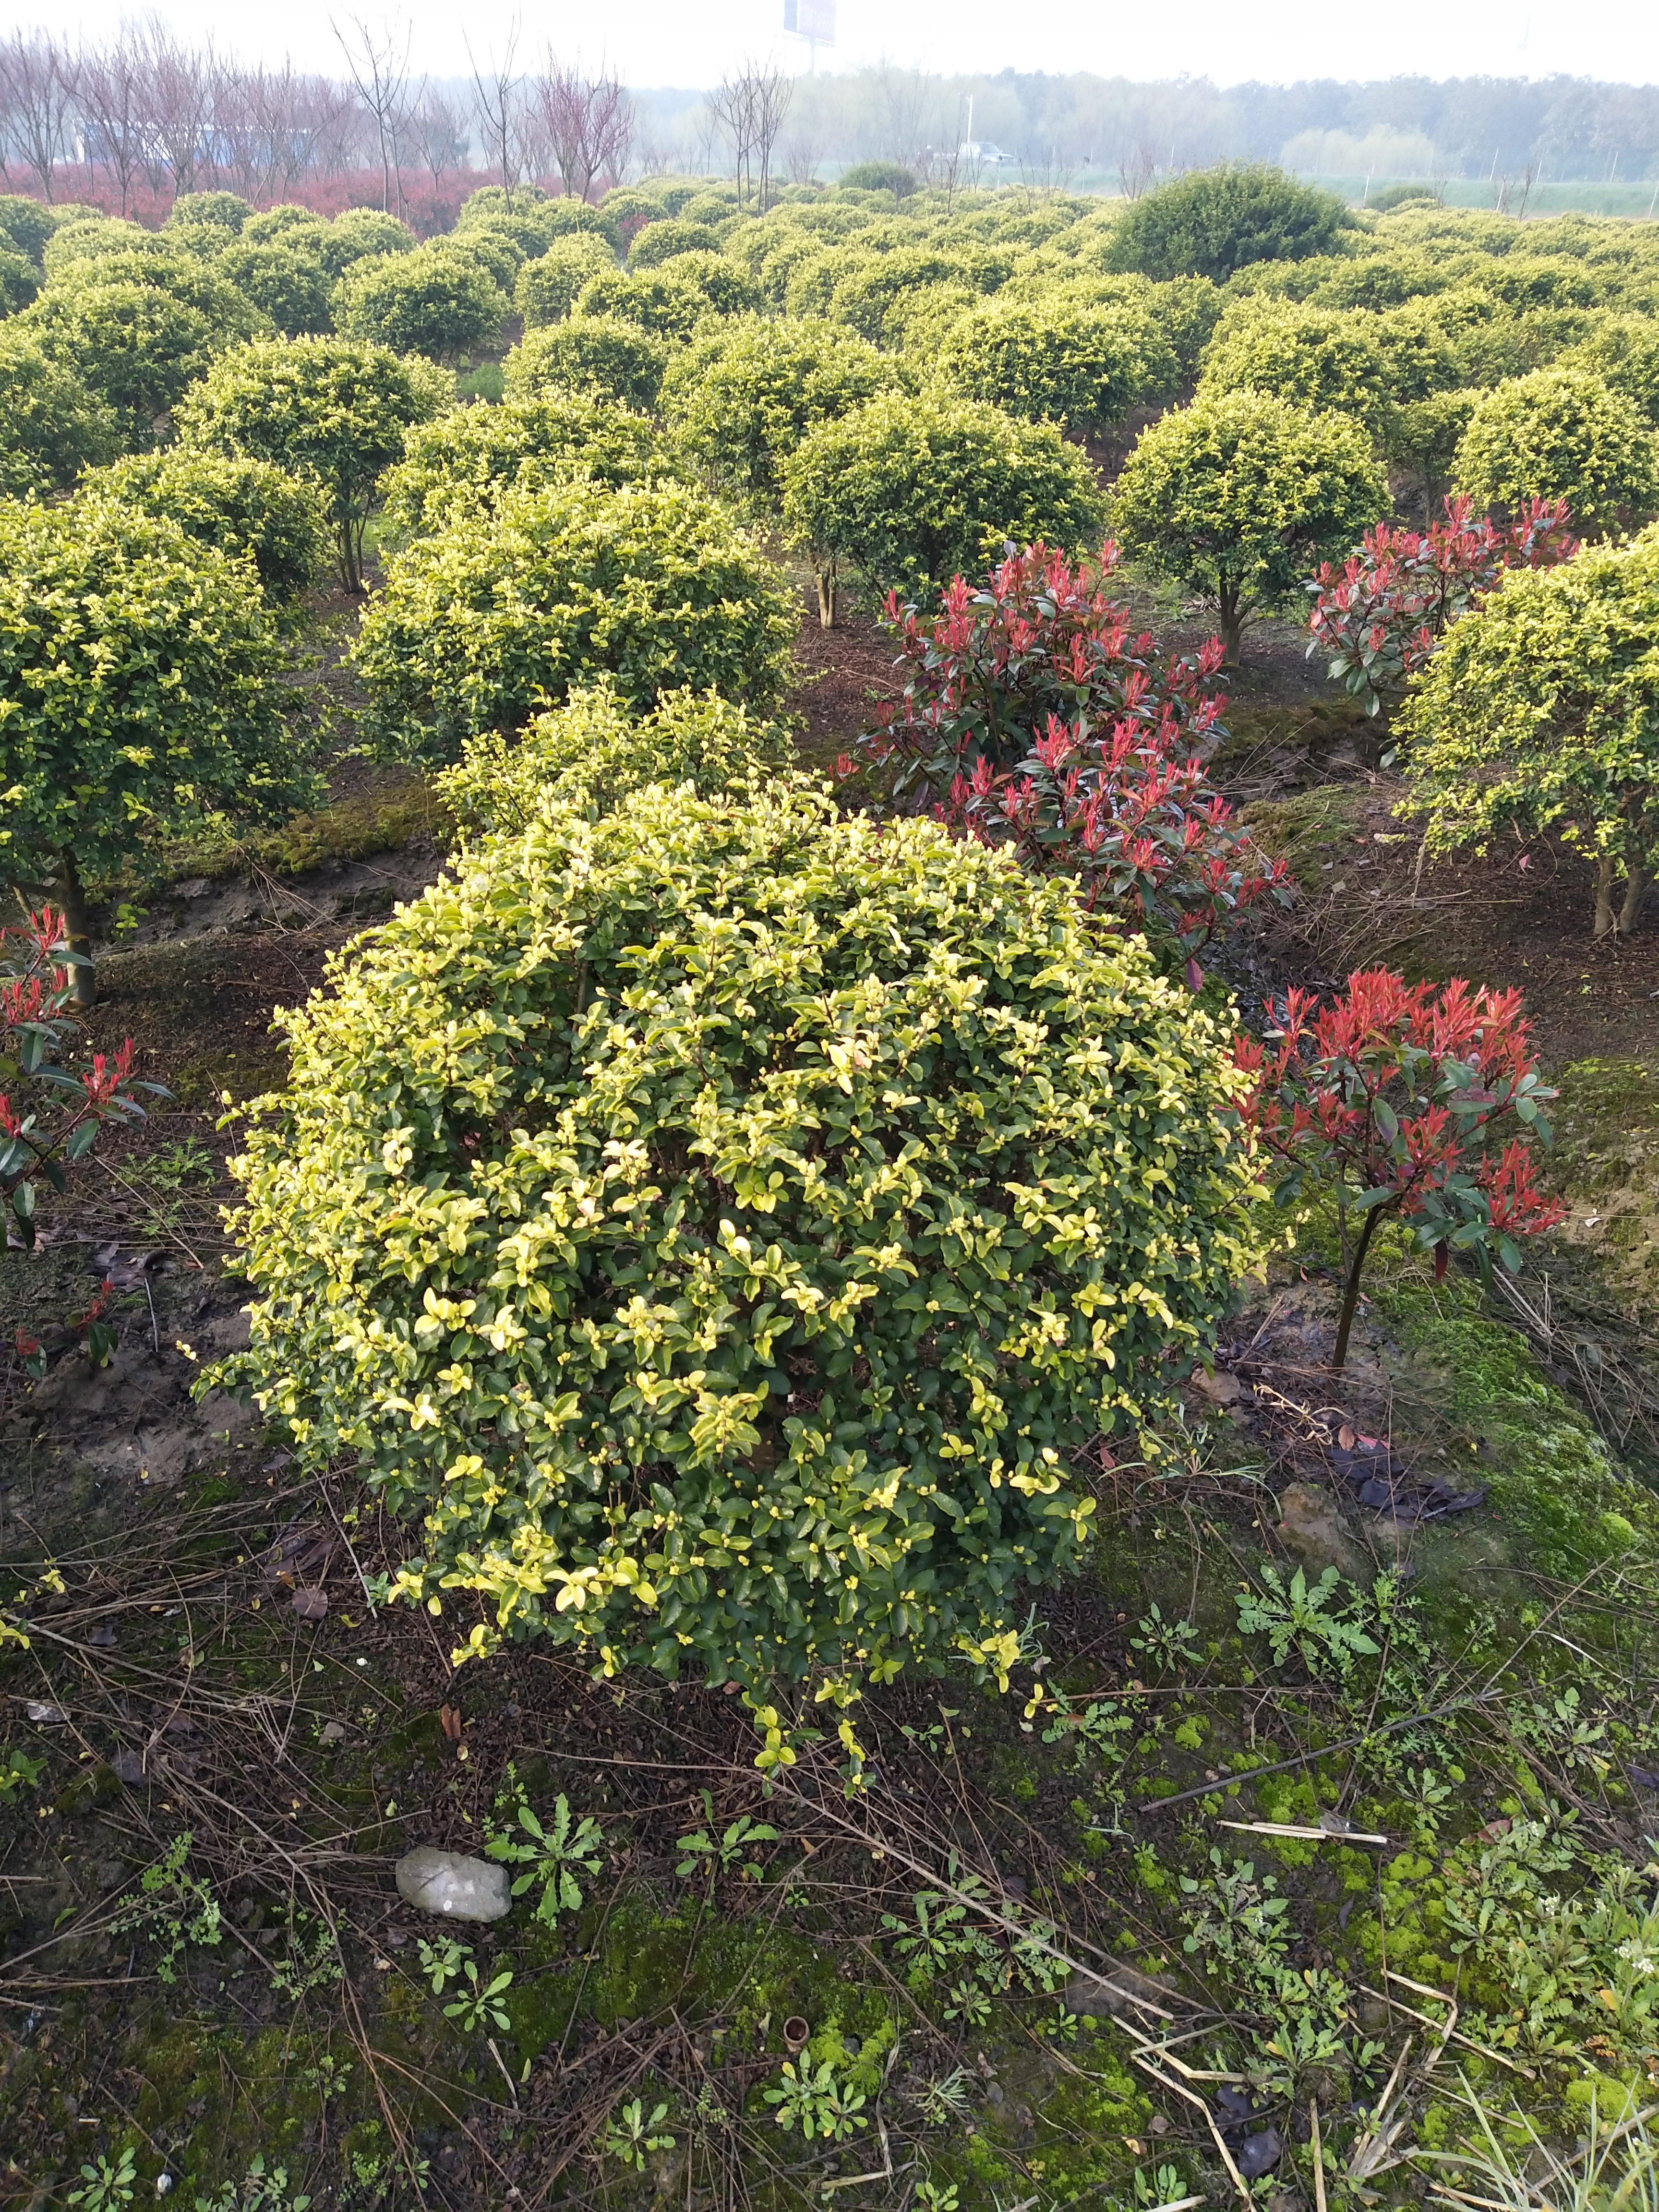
[335,244,506,361]
[436,681,788,839]
[1198,299,1396,437]
[0,499,304,895]
[23,277,219,431]
[576,255,762,340]
[177,335,451,590]
[1111,389,1389,661]
[517,236,618,328]
[1454,366,1659,530]
[1398,526,1659,938]
[218,239,335,337]
[661,317,902,509]
[1105,163,1351,282]
[0,326,120,497]
[356,476,797,755]
[318,208,416,280]
[937,296,1179,434]
[628,219,722,267]
[224,781,1268,1705]
[782,391,1105,601]
[79,449,332,601]
[505,318,670,411]
[382,393,674,539]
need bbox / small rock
[1064,1964,1172,2021]
[292,1586,329,1622]
[395,1845,511,1922]
[1237,2128,1283,2180]
[1193,1368,1242,1405]
[24,1700,68,1724]
[1276,1481,1368,1578]
[320,1720,346,1744]
[112,1751,146,1785]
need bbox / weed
[110,1833,222,1984]
[1415,2082,1659,2212]
[484,1766,605,1926]
[193,2155,313,2212]
[0,1746,46,1802]
[415,1935,472,1994]
[603,2097,677,2171]
[674,1791,780,1881]
[267,1907,342,2001]
[1236,1563,1382,1676]
[763,2056,869,2141]
[442,1957,513,2033]
[1179,1851,1292,1990]
[68,2150,137,2211]
[881,1880,999,1988]
[912,2065,974,2128]
[1131,1605,1202,1673]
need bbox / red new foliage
[0,906,151,1250]
[1307,495,1578,716]
[849,542,1290,973]
[862,540,1228,798]
[937,716,1293,980]
[1235,968,1566,1368]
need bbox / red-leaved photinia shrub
[1,906,151,1255]
[1307,494,1578,716]
[1235,969,1567,1369]
[935,719,1294,985]
[859,540,1230,802]
[846,541,1289,974]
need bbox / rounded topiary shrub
[380,392,675,539]
[1454,366,1659,531]
[224,781,1268,1702]
[505,317,670,410]
[516,235,618,329]
[660,315,902,509]
[936,295,1180,434]
[435,679,788,838]
[628,218,722,267]
[575,254,762,340]
[335,243,506,362]
[1197,298,1396,438]
[356,476,798,754]
[781,389,1105,604]
[78,448,332,601]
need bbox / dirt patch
[780,579,897,767]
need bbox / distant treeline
[3,16,1654,228]
[636,71,1659,194]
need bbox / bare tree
[750,62,791,211]
[333,13,413,215]
[0,31,78,200]
[1117,140,1161,200]
[409,85,469,192]
[76,35,147,217]
[535,60,632,202]
[782,127,823,186]
[138,23,216,201]
[878,64,931,172]
[467,25,523,204]
[709,62,789,210]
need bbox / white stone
[394,1845,511,1921]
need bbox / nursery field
[3,160,1659,2212]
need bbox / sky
[49,0,1659,89]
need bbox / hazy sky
[50,0,1659,89]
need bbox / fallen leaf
[1338,1423,1357,1451]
